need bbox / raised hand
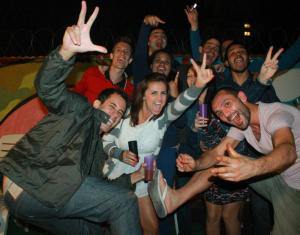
[59,1,107,60]
[176,153,196,172]
[168,72,180,97]
[184,5,198,30]
[258,46,284,83]
[210,144,256,181]
[192,54,214,88]
[144,15,166,27]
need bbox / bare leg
[205,200,222,235]
[160,169,213,214]
[222,201,243,235]
[138,196,159,235]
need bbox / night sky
[0,0,298,55]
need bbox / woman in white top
[102,56,213,235]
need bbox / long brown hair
[130,73,169,126]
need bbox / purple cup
[144,155,154,182]
[199,103,208,118]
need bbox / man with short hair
[74,36,134,103]
[148,55,300,235]
[0,2,141,235]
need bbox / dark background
[0,0,298,56]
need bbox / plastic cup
[144,155,154,182]
[199,103,208,118]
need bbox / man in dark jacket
[0,2,141,235]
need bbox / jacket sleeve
[278,36,300,70]
[190,29,202,61]
[34,48,83,114]
[102,122,123,160]
[132,23,151,87]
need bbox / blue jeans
[5,176,142,235]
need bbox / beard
[237,102,250,130]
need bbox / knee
[206,210,221,224]
[222,210,239,224]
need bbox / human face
[212,91,250,130]
[226,44,249,73]
[111,42,132,69]
[97,93,127,133]
[200,38,220,66]
[186,67,196,87]
[148,29,167,52]
[142,81,168,117]
[151,52,172,76]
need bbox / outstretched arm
[211,127,296,181]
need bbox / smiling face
[200,38,220,66]
[148,28,167,53]
[150,51,172,77]
[226,44,249,73]
[110,42,132,70]
[94,93,127,133]
[142,81,168,117]
[212,90,250,130]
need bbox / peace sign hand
[258,46,284,83]
[59,1,107,60]
[192,53,214,88]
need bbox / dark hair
[224,40,248,61]
[211,86,239,105]
[149,26,167,38]
[97,88,129,110]
[130,73,169,126]
[148,49,176,81]
[201,34,221,47]
[112,36,134,57]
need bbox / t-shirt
[227,102,300,190]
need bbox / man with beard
[218,41,282,104]
[149,87,300,235]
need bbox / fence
[0,26,299,57]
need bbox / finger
[86,6,99,27]
[92,45,108,54]
[201,53,207,69]
[271,48,284,62]
[77,1,87,26]
[190,58,200,73]
[265,46,273,61]
[216,156,232,165]
[226,144,239,158]
[174,71,180,84]
[68,25,81,45]
[156,17,166,24]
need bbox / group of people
[0,1,299,235]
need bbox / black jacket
[0,49,111,208]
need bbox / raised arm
[35,1,107,113]
[59,1,107,60]
[184,5,201,61]
[164,55,214,122]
